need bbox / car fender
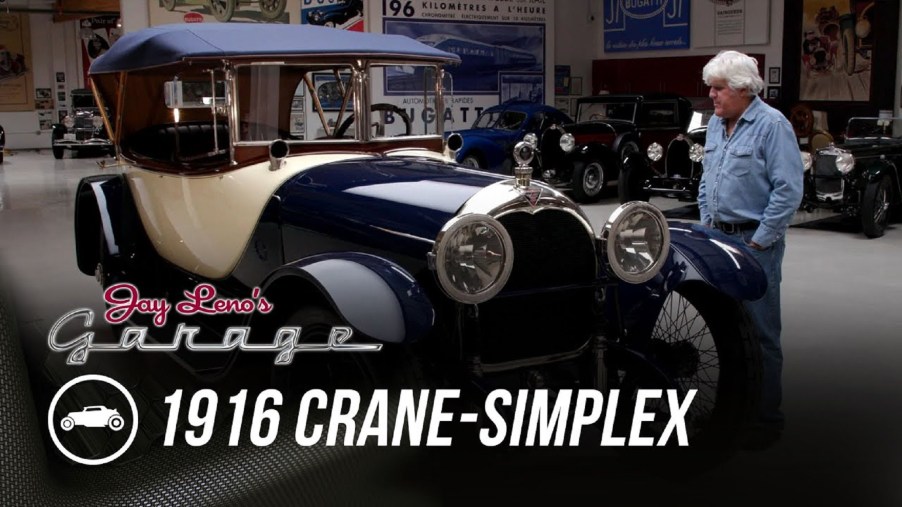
[615,221,766,330]
[571,142,617,168]
[74,175,126,276]
[457,135,509,169]
[612,132,640,158]
[257,252,434,344]
[864,159,899,187]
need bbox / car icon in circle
[60,406,124,432]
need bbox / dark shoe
[739,425,781,451]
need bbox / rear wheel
[61,417,75,431]
[861,175,891,238]
[208,0,235,22]
[608,284,761,460]
[460,154,482,169]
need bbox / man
[697,51,804,449]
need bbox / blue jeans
[739,230,786,430]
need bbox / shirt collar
[718,95,764,128]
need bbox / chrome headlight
[688,143,705,163]
[559,133,575,153]
[835,150,854,174]
[523,132,538,147]
[92,116,104,129]
[433,214,513,304]
[646,142,663,162]
[63,116,75,129]
[601,202,670,284]
[801,152,813,172]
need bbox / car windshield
[687,110,714,131]
[576,101,636,123]
[236,62,446,143]
[846,117,902,139]
[71,93,96,109]
[472,110,526,130]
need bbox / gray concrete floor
[1,150,901,505]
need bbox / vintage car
[802,116,902,237]
[60,406,124,431]
[51,88,114,159]
[449,101,571,172]
[527,94,693,203]
[619,110,712,203]
[305,0,363,27]
[161,0,286,22]
[72,24,767,465]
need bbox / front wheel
[208,0,236,22]
[460,154,482,169]
[108,415,125,431]
[608,284,761,457]
[861,175,891,238]
[571,159,606,203]
[258,0,286,19]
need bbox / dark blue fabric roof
[89,23,460,74]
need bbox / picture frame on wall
[768,67,780,84]
[767,86,780,100]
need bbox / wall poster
[799,0,874,102]
[301,0,364,31]
[149,0,292,24]
[377,0,551,133]
[603,0,689,53]
[0,13,34,112]
[80,16,122,87]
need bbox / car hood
[276,156,506,255]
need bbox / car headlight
[92,116,104,129]
[646,142,663,162]
[600,202,670,284]
[63,116,75,129]
[522,132,538,147]
[433,214,513,304]
[688,143,705,163]
[835,150,854,174]
[801,152,813,172]
[559,133,575,153]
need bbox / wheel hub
[649,338,699,378]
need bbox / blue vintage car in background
[304,0,362,27]
[450,100,571,172]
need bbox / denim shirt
[697,96,804,248]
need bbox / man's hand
[748,241,766,251]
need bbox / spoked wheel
[861,175,891,238]
[608,284,761,463]
[208,0,235,22]
[258,0,286,20]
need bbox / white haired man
[697,50,803,450]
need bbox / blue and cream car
[77,23,767,449]
[449,101,571,172]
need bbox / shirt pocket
[727,144,754,177]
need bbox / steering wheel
[333,103,412,139]
[789,103,814,139]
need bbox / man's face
[708,78,749,121]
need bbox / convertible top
[89,23,461,74]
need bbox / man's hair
[702,50,765,95]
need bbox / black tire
[272,306,423,394]
[161,0,176,10]
[460,153,482,169]
[571,159,606,203]
[861,175,891,238]
[258,0,286,20]
[208,0,235,22]
[52,145,65,160]
[108,415,125,432]
[618,152,651,203]
[608,283,761,460]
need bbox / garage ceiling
[1,0,120,22]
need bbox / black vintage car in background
[531,94,692,203]
[803,116,902,237]
[619,110,712,203]
[51,88,113,159]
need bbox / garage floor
[1,150,900,505]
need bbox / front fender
[74,174,125,275]
[259,252,434,344]
[616,221,766,328]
